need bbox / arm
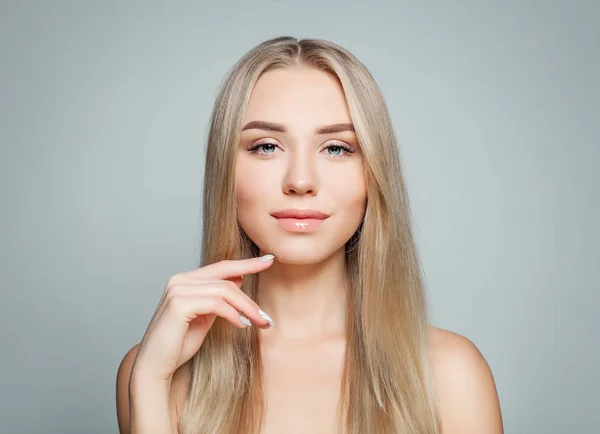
[116,344,177,434]
[432,330,504,434]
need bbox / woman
[116,36,503,434]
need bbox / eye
[247,142,279,155]
[323,143,355,159]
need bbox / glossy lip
[270,209,330,219]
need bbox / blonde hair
[178,36,440,434]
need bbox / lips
[271,209,329,219]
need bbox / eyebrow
[241,120,355,135]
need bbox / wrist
[130,362,172,390]
[130,370,171,397]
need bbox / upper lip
[271,209,330,219]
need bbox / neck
[256,247,348,339]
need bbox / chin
[257,238,346,265]
[269,252,324,265]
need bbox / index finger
[187,254,275,280]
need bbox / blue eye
[325,145,346,157]
[249,143,278,154]
[247,142,355,159]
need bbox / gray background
[1,1,598,433]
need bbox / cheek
[330,168,367,219]
[235,161,274,227]
[236,160,269,202]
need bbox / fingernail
[239,313,252,327]
[259,254,275,262]
[258,309,274,327]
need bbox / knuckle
[210,281,228,295]
[164,283,183,298]
[205,296,221,310]
[166,273,183,289]
[165,296,185,316]
[222,282,240,299]
[224,280,238,292]
[224,280,253,304]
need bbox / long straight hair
[178,36,440,434]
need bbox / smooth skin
[116,66,503,433]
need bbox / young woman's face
[236,66,366,264]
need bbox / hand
[131,254,275,383]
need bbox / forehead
[242,66,352,128]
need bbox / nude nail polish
[239,313,252,327]
[258,309,274,327]
[259,254,275,262]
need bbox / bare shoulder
[115,343,191,434]
[427,326,504,434]
[116,344,140,434]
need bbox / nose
[282,148,318,196]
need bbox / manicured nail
[259,254,275,262]
[239,313,252,327]
[258,309,274,327]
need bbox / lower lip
[275,218,326,232]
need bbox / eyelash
[247,141,355,159]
